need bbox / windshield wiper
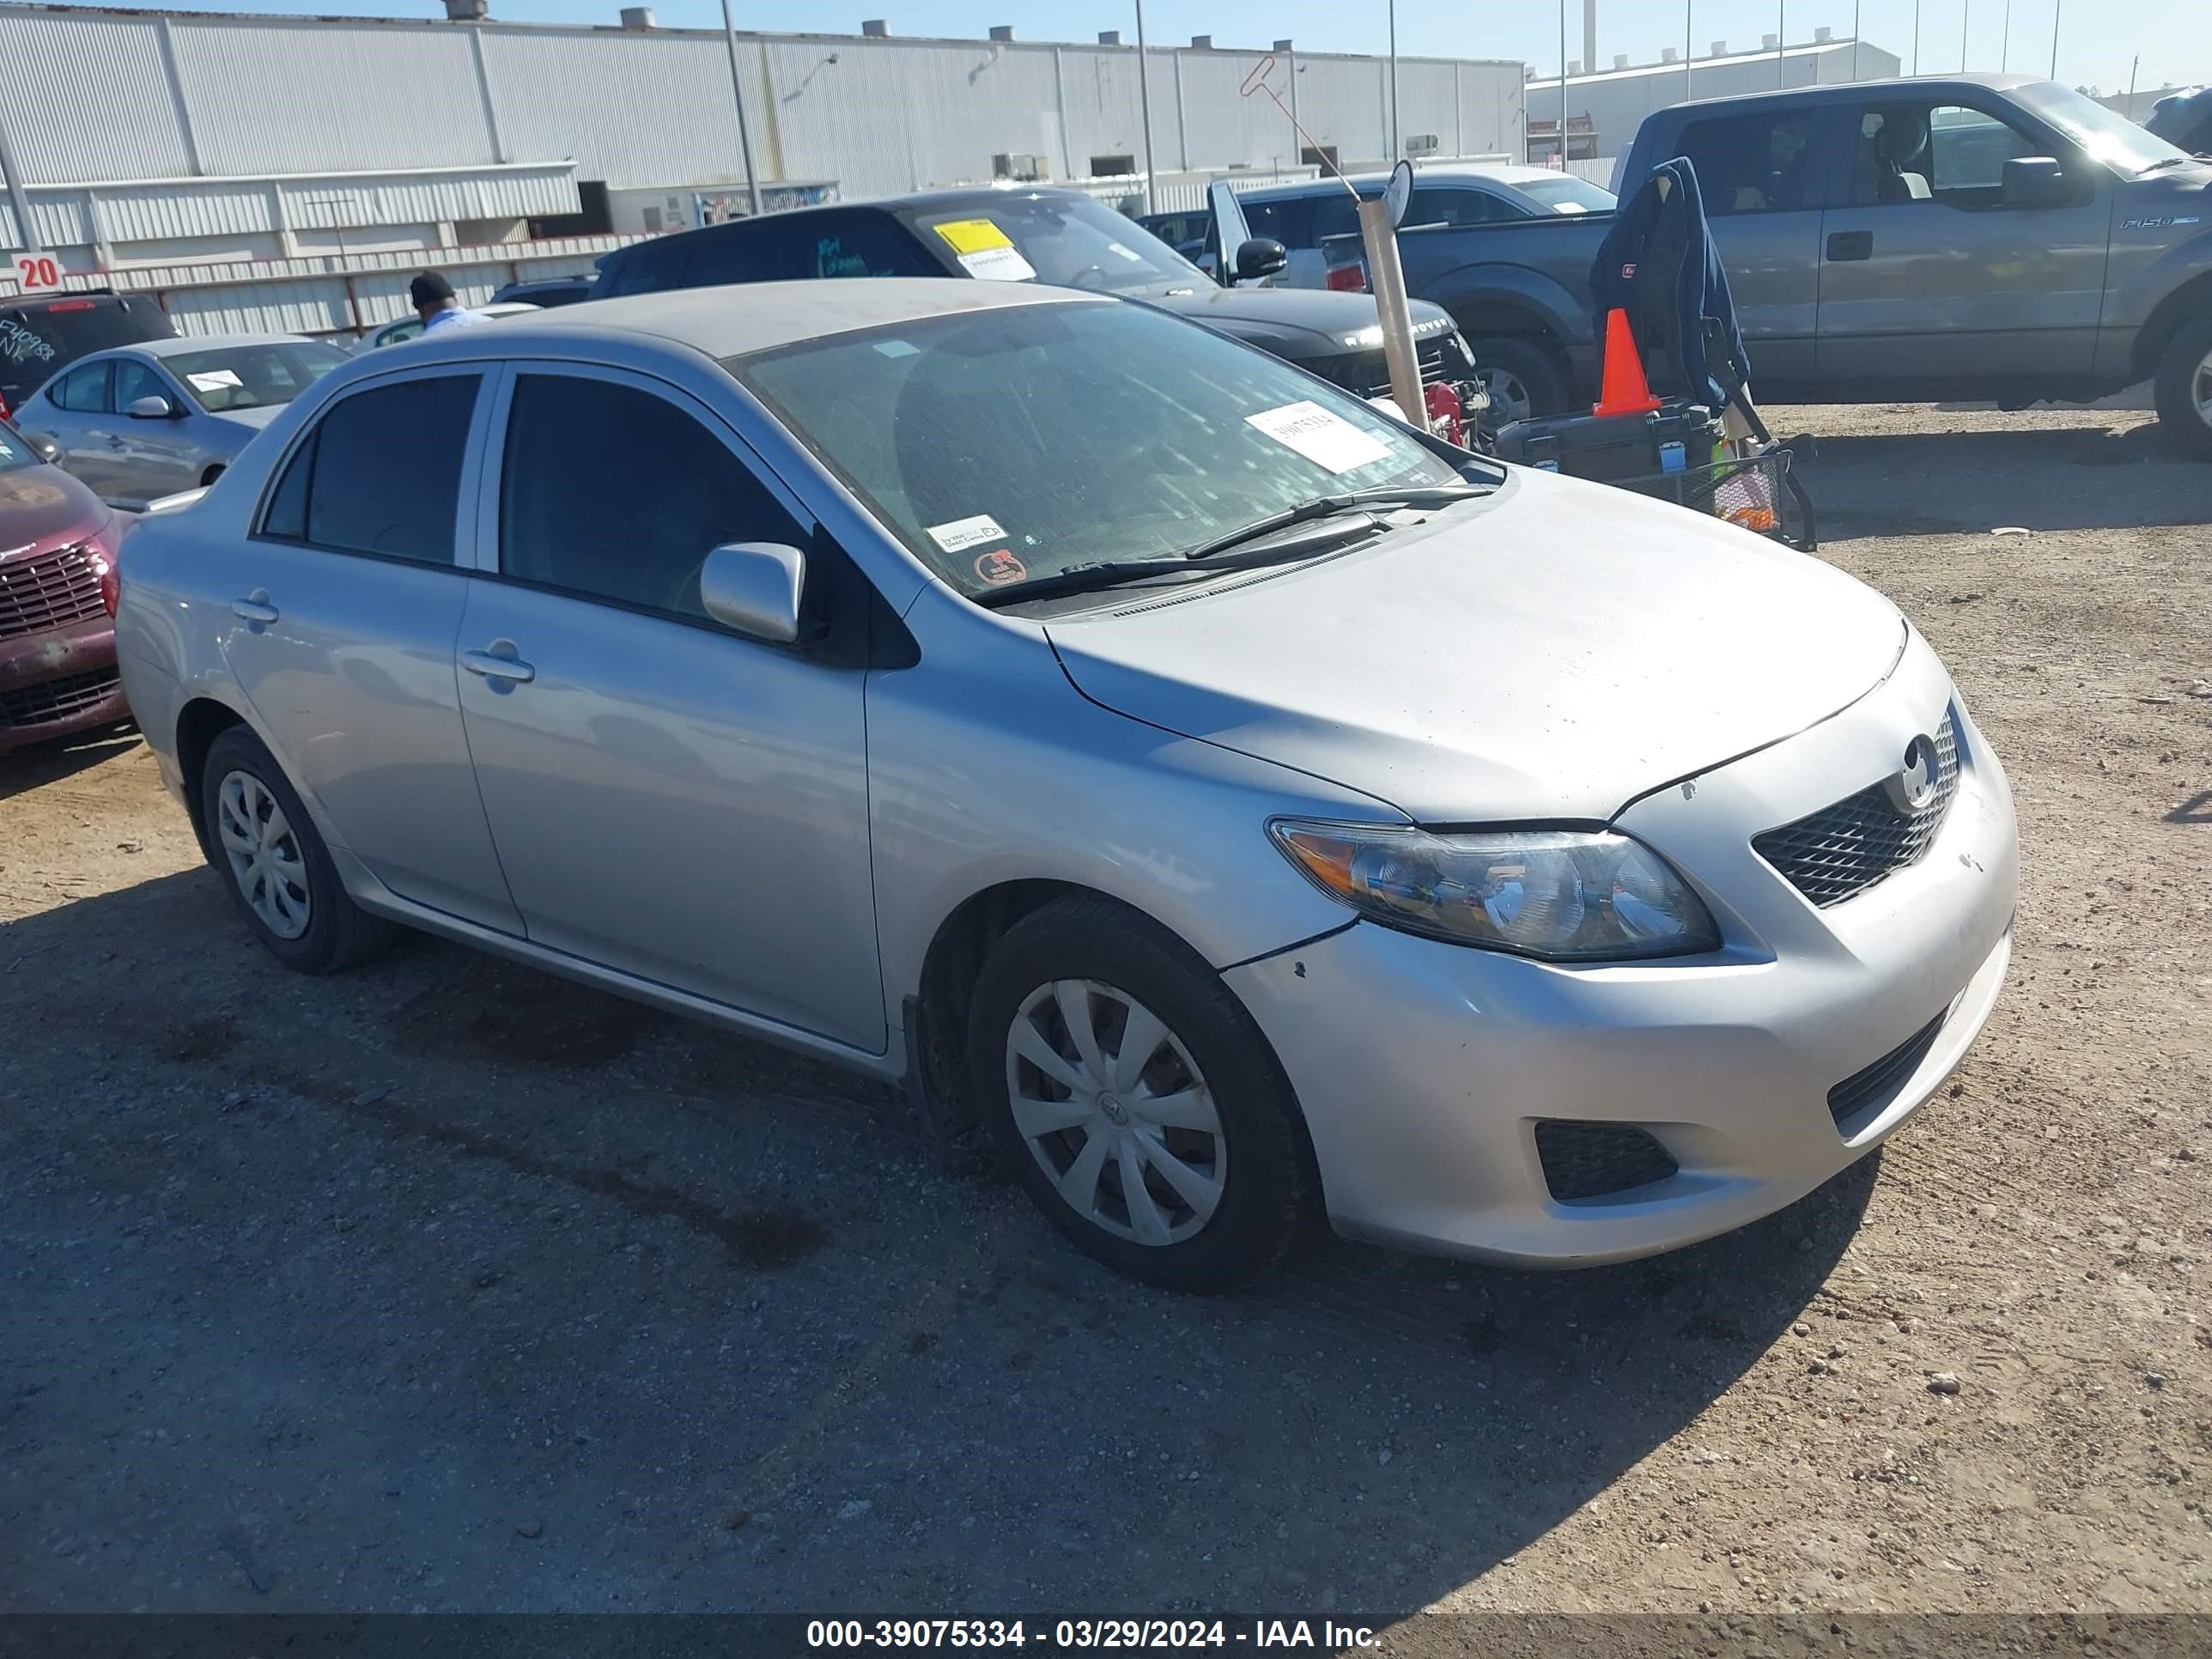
[1176,484,1486,564]
[972,514,1390,610]
[2138,155,2195,173]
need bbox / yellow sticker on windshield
[933,218,1013,255]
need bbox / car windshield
[903,195,1207,296]
[1516,175,1617,214]
[733,299,1461,602]
[2011,80,2191,173]
[0,420,38,473]
[165,342,349,412]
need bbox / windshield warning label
[1245,401,1392,475]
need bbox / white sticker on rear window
[957,246,1037,283]
[186,368,243,392]
[926,512,1008,552]
[1243,400,1392,475]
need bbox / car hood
[1044,471,1906,823]
[0,461,108,557]
[1141,284,1457,363]
[210,404,288,433]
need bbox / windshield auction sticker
[1244,400,1392,474]
[932,218,1037,281]
[927,513,1008,553]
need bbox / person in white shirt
[409,272,490,335]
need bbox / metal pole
[1778,0,1786,88]
[719,0,763,217]
[2000,0,2010,70]
[1684,0,1693,102]
[1558,0,1568,165]
[1388,0,1401,161]
[1852,0,1861,79]
[1960,0,1970,71]
[0,109,37,254]
[1134,0,1158,214]
[2049,0,2059,78]
[1911,0,1920,74]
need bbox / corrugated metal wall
[0,9,1527,199]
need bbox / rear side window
[260,374,480,564]
[1405,187,1510,228]
[497,373,805,622]
[55,361,112,412]
[1672,112,1823,216]
[1239,196,1315,248]
[678,213,935,289]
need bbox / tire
[1464,335,1571,431]
[2152,310,2212,460]
[199,726,393,975]
[965,895,1318,1292]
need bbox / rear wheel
[966,896,1316,1292]
[2152,311,2212,460]
[1465,335,1571,431]
[199,726,392,974]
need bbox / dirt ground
[3,403,2208,1639]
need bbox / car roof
[127,331,322,358]
[1650,70,2050,116]
[1239,164,1569,199]
[367,278,1089,364]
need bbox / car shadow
[1797,422,2205,538]
[0,723,138,802]
[5,869,1878,1620]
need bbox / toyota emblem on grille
[1883,735,1941,817]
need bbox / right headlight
[1269,820,1721,962]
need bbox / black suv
[592,188,1480,423]
[0,290,175,420]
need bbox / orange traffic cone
[1592,307,1662,417]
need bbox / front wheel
[2152,311,2212,460]
[966,896,1317,1292]
[1464,335,1571,431]
[199,725,393,974]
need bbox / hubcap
[2193,346,2212,428]
[1478,366,1532,428]
[1004,980,1224,1248]
[216,769,312,940]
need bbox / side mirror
[698,541,805,643]
[26,432,60,464]
[1234,237,1289,282]
[2002,155,2070,208]
[125,394,180,420]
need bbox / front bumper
[1224,638,2018,1267]
[0,614,126,754]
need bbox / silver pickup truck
[1254,75,2212,456]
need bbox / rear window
[0,295,175,409]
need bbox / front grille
[1827,1011,1947,1131]
[1534,1121,1679,1202]
[1330,334,1453,401]
[0,543,106,641]
[1754,708,1961,908]
[0,665,121,730]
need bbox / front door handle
[1826,230,1875,262]
[230,590,278,624]
[461,644,536,685]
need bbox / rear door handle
[1826,230,1874,261]
[230,590,278,624]
[461,645,536,685]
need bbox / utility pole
[1557,0,1569,167]
[1959,0,1970,72]
[719,0,763,217]
[1851,0,1861,80]
[2000,0,2010,70]
[1388,0,1401,162]
[1134,0,1158,213]
[1778,0,1786,89]
[0,108,37,253]
[2049,0,2060,78]
[1911,0,1920,75]
[1684,0,1694,102]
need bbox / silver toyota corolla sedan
[112,281,2017,1292]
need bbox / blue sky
[76,0,2212,97]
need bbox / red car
[0,416,128,755]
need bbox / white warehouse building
[0,4,1529,338]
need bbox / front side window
[55,361,111,412]
[1405,187,1508,228]
[260,374,480,564]
[1674,112,1822,216]
[112,358,169,412]
[497,374,805,620]
[735,299,1459,600]
[167,342,347,413]
[0,420,38,472]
